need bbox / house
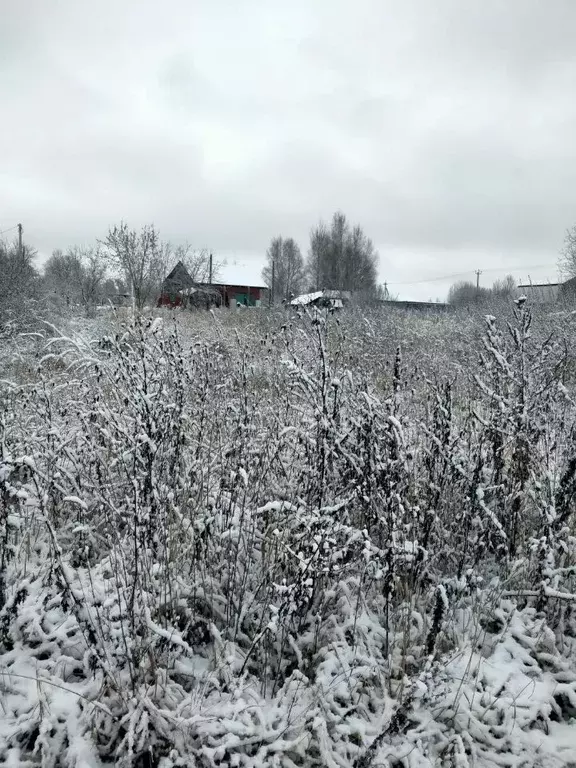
[290,289,352,309]
[157,261,268,309]
[158,262,196,307]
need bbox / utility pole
[271,257,275,307]
[18,223,22,258]
[475,269,482,297]
[208,252,213,284]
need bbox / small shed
[291,289,351,309]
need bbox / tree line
[446,217,576,309]
[7,213,576,324]
[46,224,222,312]
[0,222,221,323]
[1,210,382,324]
[262,210,380,303]
[447,275,517,307]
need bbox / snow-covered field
[2,303,576,766]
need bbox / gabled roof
[291,291,324,306]
[164,259,268,291]
[207,280,268,289]
[163,261,194,290]
[290,289,351,306]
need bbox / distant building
[516,283,560,304]
[161,261,195,300]
[158,261,268,309]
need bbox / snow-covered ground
[2,303,576,766]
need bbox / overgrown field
[2,302,576,767]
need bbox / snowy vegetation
[2,301,576,766]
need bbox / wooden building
[157,262,268,309]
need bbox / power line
[386,270,475,286]
[480,263,554,274]
[0,224,19,237]
[386,263,556,287]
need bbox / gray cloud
[1,0,574,298]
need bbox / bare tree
[307,223,331,291]
[448,281,490,306]
[44,247,106,314]
[44,249,84,305]
[262,237,305,303]
[103,222,165,310]
[492,275,517,299]
[0,238,40,325]
[80,248,107,311]
[305,211,378,295]
[448,275,516,307]
[343,224,378,294]
[164,244,222,285]
[332,212,348,289]
[560,225,576,278]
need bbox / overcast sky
[2,0,575,299]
